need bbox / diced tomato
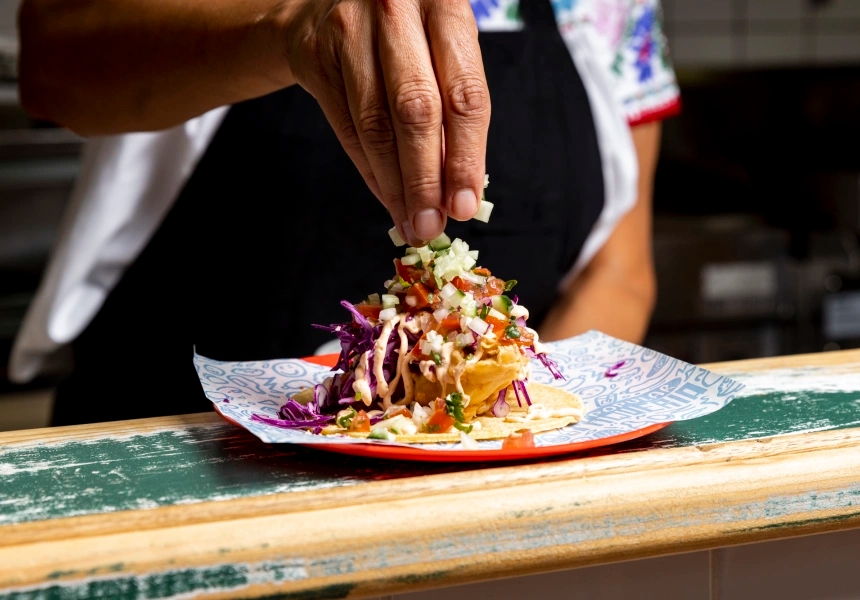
[406,282,433,311]
[485,315,508,336]
[424,409,455,434]
[501,428,535,450]
[514,328,535,345]
[440,314,462,331]
[386,406,413,419]
[451,276,476,293]
[355,302,381,320]
[484,276,506,296]
[395,259,424,285]
[410,333,428,358]
[349,410,371,433]
[474,267,492,277]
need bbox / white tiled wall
[663,0,860,68]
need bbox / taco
[252,235,583,446]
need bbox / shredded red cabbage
[252,413,333,429]
[604,360,627,378]
[538,353,565,380]
[511,379,522,407]
[492,388,510,417]
[519,379,532,405]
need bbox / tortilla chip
[326,383,584,443]
[411,344,531,420]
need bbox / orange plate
[216,353,672,463]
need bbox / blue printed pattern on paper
[195,331,745,451]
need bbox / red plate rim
[213,353,673,462]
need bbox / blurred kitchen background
[0,0,859,430]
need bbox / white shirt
[9,0,679,382]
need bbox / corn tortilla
[323,383,584,443]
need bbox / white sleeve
[9,108,228,383]
[556,21,639,288]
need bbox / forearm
[539,121,661,345]
[18,0,298,134]
[539,261,656,344]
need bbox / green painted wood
[2,365,859,527]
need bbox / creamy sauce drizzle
[373,314,401,399]
[505,402,584,423]
[352,351,373,406]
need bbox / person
[11,0,680,425]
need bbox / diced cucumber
[400,253,421,266]
[466,250,479,261]
[417,245,435,266]
[459,294,478,317]
[388,226,406,246]
[405,247,419,255]
[367,293,381,305]
[369,428,397,441]
[491,295,514,315]
[474,200,494,223]
[429,233,452,251]
[439,282,460,302]
[381,294,400,309]
[449,289,466,308]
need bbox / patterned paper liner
[195,331,746,450]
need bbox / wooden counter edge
[2,426,860,599]
[3,426,860,549]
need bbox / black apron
[53,0,604,425]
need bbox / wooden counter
[2,350,860,599]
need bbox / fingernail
[413,209,443,241]
[451,189,478,220]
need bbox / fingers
[425,0,490,222]
[339,4,413,243]
[306,41,385,204]
[377,0,446,241]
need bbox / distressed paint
[0,560,323,600]
[2,469,858,599]
[0,425,467,526]
[1,363,859,529]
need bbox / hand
[280,0,491,244]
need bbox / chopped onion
[388,226,406,246]
[379,307,397,321]
[510,304,529,319]
[492,389,510,417]
[487,307,507,321]
[474,200,494,223]
[433,307,450,322]
[461,272,488,285]
[455,331,475,347]
[467,316,490,336]
[484,173,490,188]
[459,430,480,449]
